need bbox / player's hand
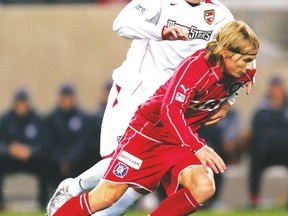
[195,146,226,174]
[162,26,189,41]
[244,81,253,95]
[205,101,231,126]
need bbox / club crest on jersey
[228,81,244,95]
[204,9,215,25]
[113,162,129,178]
[175,92,186,103]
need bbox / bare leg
[54,180,129,216]
[180,165,215,203]
[150,166,215,216]
[88,180,129,212]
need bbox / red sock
[150,188,202,216]
[54,192,92,216]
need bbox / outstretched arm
[113,0,188,41]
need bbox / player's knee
[187,174,215,201]
[195,175,215,199]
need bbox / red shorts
[104,127,202,195]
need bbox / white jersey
[100,0,235,157]
[112,0,234,97]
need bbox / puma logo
[180,84,189,93]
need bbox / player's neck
[185,0,203,7]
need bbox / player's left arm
[113,0,163,40]
[113,0,189,41]
[205,100,231,126]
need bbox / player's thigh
[100,88,146,156]
[104,129,172,193]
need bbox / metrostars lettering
[167,20,213,41]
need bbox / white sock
[92,188,144,216]
[68,158,112,196]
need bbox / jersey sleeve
[113,0,163,41]
[228,60,257,105]
[159,57,206,152]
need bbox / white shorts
[100,82,151,157]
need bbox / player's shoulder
[182,49,207,68]
[179,49,212,78]
[205,0,231,10]
[124,0,162,16]
[204,0,234,18]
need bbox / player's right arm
[113,0,188,41]
[159,53,225,174]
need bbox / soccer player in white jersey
[46,0,252,215]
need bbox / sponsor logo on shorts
[113,162,129,178]
[175,92,186,103]
[118,150,143,170]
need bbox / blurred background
[0,0,287,213]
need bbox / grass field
[0,209,286,216]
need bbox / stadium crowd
[0,82,111,210]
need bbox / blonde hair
[205,21,260,64]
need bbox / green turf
[0,209,287,216]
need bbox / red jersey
[130,49,256,152]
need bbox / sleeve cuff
[194,145,207,154]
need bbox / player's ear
[221,48,229,59]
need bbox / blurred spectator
[45,84,91,184]
[95,80,113,124]
[249,76,288,208]
[0,88,49,210]
[198,109,239,208]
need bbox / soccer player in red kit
[54,20,260,216]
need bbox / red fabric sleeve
[159,56,206,152]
